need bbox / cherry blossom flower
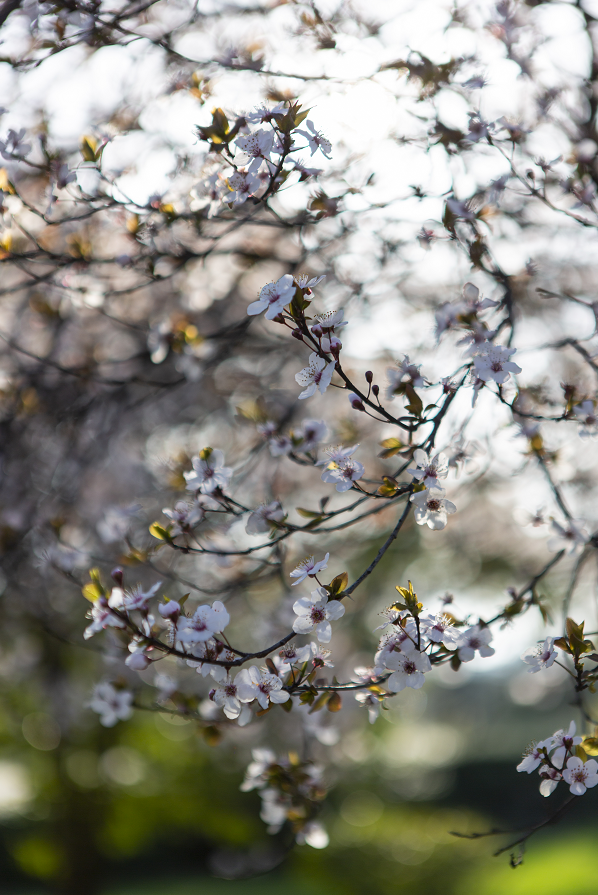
[108,581,161,614]
[547,519,588,555]
[185,639,232,682]
[290,553,329,585]
[84,597,125,640]
[184,449,232,495]
[177,600,230,644]
[386,650,431,691]
[407,449,449,490]
[562,756,598,795]
[296,820,329,849]
[551,721,582,768]
[247,274,295,319]
[297,120,332,158]
[316,443,359,467]
[294,274,326,293]
[573,400,598,439]
[210,674,244,719]
[162,500,204,536]
[320,457,365,492]
[226,169,260,205]
[420,612,462,648]
[516,739,554,773]
[473,344,522,384]
[89,682,133,727]
[276,642,316,669]
[457,625,495,662]
[292,588,345,642]
[521,636,557,673]
[268,434,292,457]
[245,103,285,124]
[292,418,328,451]
[240,748,277,791]
[458,322,498,358]
[410,490,457,530]
[311,309,348,352]
[235,666,290,709]
[295,353,335,399]
[235,129,275,173]
[126,641,152,671]
[246,501,284,535]
[355,690,384,723]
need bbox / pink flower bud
[111,568,124,586]
[372,384,379,397]
[311,323,323,338]
[291,328,304,341]
[208,688,216,701]
[365,371,373,383]
[349,393,365,411]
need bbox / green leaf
[149,522,172,542]
[326,572,349,597]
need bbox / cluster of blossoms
[192,104,331,215]
[373,599,495,694]
[517,722,598,797]
[257,418,328,459]
[240,749,328,847]
[407,449,457,530]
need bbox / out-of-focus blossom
[89,682,133,727]
[246,501,284,534]
[521,636,557,673]
[547,519,588,555]
[184,449,232,494]
[407,449,449,490]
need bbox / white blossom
[521,637,558,673]
[211,674,244,719]
[83,598,125,640]
[320,457,365,492]
[235,129,275,173]
[177,601,230,644]
[407,449,449,490]
[551,721,582,768]
[457,625,495,662]
[473,344,522,384]
[562,756,598,795]
[386,650,431,691]
[268,434,292,457]
[420,612,462,648]
[184,449,232,494]
[539,766,562,797]
[410,489,456,530]
[516,739,555,773]
[290,553,329,585]
[226,169,260,205]
[355,690,384,723]
[297,120,332,158]
[246,501,284,534]
[89,682,133,727]
[107,581,160,614]
[247,274,295,319]
[316,444,359,467]
[162,500,204,536]
[235,666,290,709]
[295,353,335,399]
[292,588,345,643]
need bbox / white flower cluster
[374,609,494,693]
[240,749,328,847]
[318,444,365,492]
[407,449,457,530]
[517,721,598,797]
[192,105,331,216]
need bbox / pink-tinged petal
[539,779,558,797]
[299,384,317,400]
[247,300,266,315]
[293,597,314,616]
[408,671,426,689]
[458,646,475,662]
[584,759,598,775]
[570,781,587,796]
[270,690,290,703]
[325,600,345,621]
[255,691,270,710]
[387,671,407,692]
[315,620,332,643]
[293,617,315,634]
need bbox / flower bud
[111,568,124,587]
[208,688,216,701]
[365,370,373,383]
[291,328,304,341]
[372,384,379,397]
[126,652,150,671]
[311,323,323,338]
[348,393,365,411]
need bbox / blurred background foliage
[0,0,598,891]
